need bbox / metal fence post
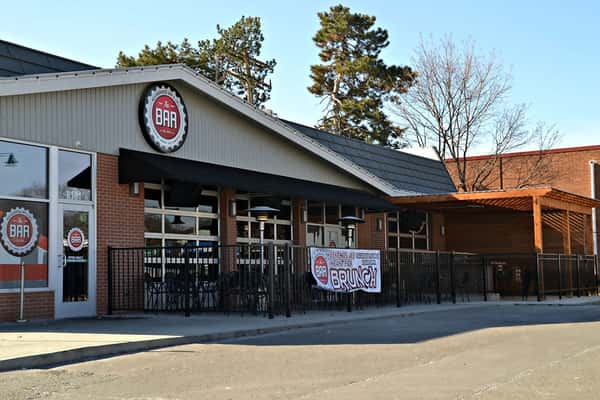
[184,246,190,317]
[482,255,488,302]
[108,246,113,315]
[435,250,441,304]
[536,253,542,302]
[450,251,456,304]
[557,254,562,300]
[396,249,401,307]
[576,255,581,298]
[268,244,275,319]
[596,255,599,296]
[284,243,291,318]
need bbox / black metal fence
[107,245,599,317]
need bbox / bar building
[0,40,455,321]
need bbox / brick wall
[444,146,600,254]
[0,291,54,321]
[445,146,600,196]
[96,153,145,315]
[357,213,386,249]
[292,199,306,246]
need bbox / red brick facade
[96,153,145,316]
[0,291,54,321]
[440,145,600,255]
[357,213,386,249]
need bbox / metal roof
[282,120,457,195]
[0,40,97,77]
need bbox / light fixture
[129,182,140,196]
[1,153,18,167]
[301,207,308,224]
[229,199,237,217]
[376,217,384,232]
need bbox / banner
[310,247,381,293]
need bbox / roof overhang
[0,64,408,197]
[386,187,600,215]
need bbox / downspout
[591,160,598,256]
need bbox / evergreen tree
[309,4,415,145]
[117,17,275,107]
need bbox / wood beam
[563,210,572,255]
[533,196,544,253]
[538,196,592,215]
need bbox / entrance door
[325,226,343,248]
[55,204,95,318]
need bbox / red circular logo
[6,213,33,248]
[313,255,329,285]
[0,208,39,257]
[67,228,85,252]
[140,83,188,153]
[151,95,180,140]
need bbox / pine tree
[309,5,416,145]
[117,17,276,107]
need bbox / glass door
[55,203,95,318]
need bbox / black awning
[118,148,396,211]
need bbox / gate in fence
[107,245,599,317]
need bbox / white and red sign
[0,207,39,257]
[310,247,381,293]
[140,83,188,153]
[67,227,85,252]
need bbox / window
[0,140,48,199]
[143,182,219,247]
[305,202,362,247]
[236,195,292,244]
[0,197,48,289]
[387,210,429,250]
[58,150,92,201]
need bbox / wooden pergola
[386,187,600,254]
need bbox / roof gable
[0,64,405,196]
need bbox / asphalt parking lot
[2,304,600,399]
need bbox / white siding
[0,81,371,192]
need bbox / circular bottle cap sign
[0,207,39,257]
[67,227,85,252]
[313,255,329,285]
[139,83,188,153]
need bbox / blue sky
[3,1,599,153]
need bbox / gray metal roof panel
[0,40,97,77]
[283,120,457,194]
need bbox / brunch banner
[310,247,381,293]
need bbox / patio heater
[338,215,364,312]
[338,215,364,249]
[247,206,280,273]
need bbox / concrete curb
[0,303,491,372]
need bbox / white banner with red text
[310,247,381,293]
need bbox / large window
[58,150,92,201]
[236,195,292,244]
[0,140,49,289]
[387,210,429,250]
[306,202,359,247]
[144,182,219,247]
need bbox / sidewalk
[0,298,598,372]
